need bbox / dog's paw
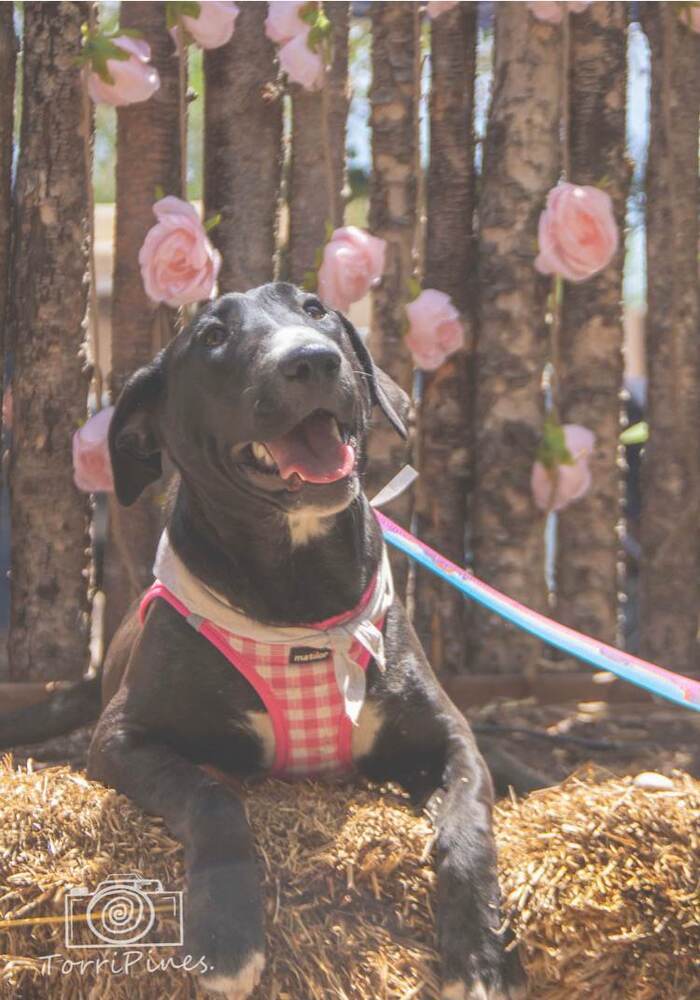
[201,951,265,999]
[441,979,526,1000]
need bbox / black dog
[79,283,525,999]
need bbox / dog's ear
[109,356,165,506]
[338,313,409,439]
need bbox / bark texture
[105,1,182,644]
[556,3,628,646]
[367,2,420,595]
[471,6,562,674]
[0,5,15,406]
[204,3,283,292]
[287,2,349,285]
[414,2,476,675]
[8,3,91,681]
[638,5,700,673]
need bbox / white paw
[203,951,265,999]
[442,981,514,1000]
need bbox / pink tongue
[266,412,355,484]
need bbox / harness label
[289,646,332,665]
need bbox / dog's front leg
[88,705,265,1000]
[430,729,525,1000]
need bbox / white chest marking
[286,510,333,548]
[351,700,384,761]
[243,711,275,769]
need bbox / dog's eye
[303,298,327,320]
[200,323,228,349]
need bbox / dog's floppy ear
[109,356,165,506]
[338,313,409,439]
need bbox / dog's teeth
[331,420,342,443]
[251,442,276,469]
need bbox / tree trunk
[638,4,700,674]
[414,2,476,676]
[204,3,283,292]
[556,3,628,647]
[104,1,182,645]
[470,5,562,674]
[367,1,420,596]
[287,2,349,285]
[8,2,91,681]
[0,5,15,411]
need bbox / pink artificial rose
[139,196,221,308]
[426,1,460,19]
[278,27,325,90]
[681,6,700,32]
[86,36,160,107]
[318,227,387,313]
[72,407,115,494]
[527,1,590,24]
[535,182,618,283]
[265,1,307,44]
[173,1,239,50]
[405,289,465,371]
[531,424,595,513]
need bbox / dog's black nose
[279,343,342,382]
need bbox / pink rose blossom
[86,36,160,107]
[172,2,239,50]
[278,27,325,90]
[527,1,590,24]
[73,407,115,494]
[265,1,307,44]
[318,227,387,313]
[535,182,618,283]
[531,424,595,513]
[405,289,465,371]
[139,196,221,308]
[681,6,700,32]
[426,1,460,19]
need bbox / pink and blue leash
[375,511,700,713]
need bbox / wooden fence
[0,2,699,691]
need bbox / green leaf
[301,269,318,293]
[299,2,319,26]
[406,276,422,302]
[154,184,165,201]
[204,213,222,232]
[536,415,574,470]
[324,219,335,242]
[620,421,648,446]
[165,1,201,31]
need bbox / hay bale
[0,758,697,999]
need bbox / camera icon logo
[64,873,183,949]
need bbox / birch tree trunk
[556,3,628,646]
[104,1,182,644]
[8,2,91,681]
[414,2,476,675]
[0,5,15,410]
[470,5,561,674]
[367,1,420,595]
[287,2,349,285]
[204,3,283,292]
[638,4,700,674]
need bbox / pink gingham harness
[139,533,393,779]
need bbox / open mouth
[241,410,357,490]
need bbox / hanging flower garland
[527,2,591,25]
[531,420,595,512]
[265,1,332,91]
[168,1,239,51]
[405,289,465,372]
[79,26,161,107]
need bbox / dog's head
[109,282,409,518]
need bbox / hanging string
[544,8,572,512]
[83,1,103,411]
